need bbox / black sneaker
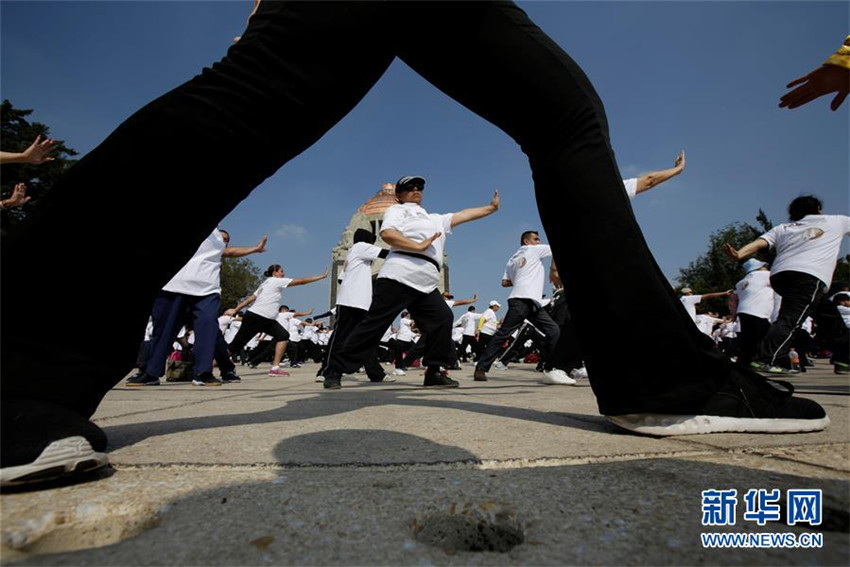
[1,400,109,488]
[220,370,241,383]
[368,374,397,383]
[424,368,459,388]
[473,367,488,382]
[125,371,160,387]
[606,369,829,436]
[323,377,342,390]
[192,373,223,387]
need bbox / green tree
[678,212,777,315]
[1,100,78,227]
[829,254,849,295]
[220,256,261,311]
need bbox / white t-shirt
[218,314,233,334]
[838,305,850,329]
[397,318,415,342]
[451,326,464,343]
[479,308,499,336]
[380,326,395,343]
[224,319,241,343]
[337,242,383,310]
[162,229,226,296]
[623,178,638,200]
[680,295,702,322]
[460,312,482,336]
[695,314,721,337]
[759,215,850,287]
[504,244,552,307]
[378,203,453,293]
[735,270,775,320]
[249,277,294,319]
[288,317,303,342]
[302,325,318,343]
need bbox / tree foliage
[220,256,261,311]
[677,210,777,315]
[1,99,78,227]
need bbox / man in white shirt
[724,195,850,373]
[679,287,733,323]
[127,229,267,387]
[455,306,482,363]
[474,231,565,385]
[476,301,500,358]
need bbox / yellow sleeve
[824,35,850,70]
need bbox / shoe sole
[192,381,223,387]
[542,377,577,385]
[606,414,831,436]
[0,436,109,487]
[125,382,160,387]
[423,382,460,388]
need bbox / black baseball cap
[395,175,426,192]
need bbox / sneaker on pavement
[392,368,406,376]
[569,367,589,380]
[424,368,459,388]
[493,361,508,370]
[754,362,797,375]
[473,367,488,381]
[220,370,241,383]
[269,368,291,377]
[192,373,223,387]
[125,372,160,387]
[542,368,577,385]
[606,369,829,436]
[834,362,849,375]
[369,375,397,383]
[1,400,109,488]
[323,377,342,390]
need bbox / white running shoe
[493,361,508,370]
[569,367,589,380]
[393,368,406,376]
[542,368,576,385]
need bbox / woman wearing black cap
[321,176,499,389]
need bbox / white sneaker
[393,368,406,376]
[569,367,588,380]
[542,368,576,385]
[493,361,508,370]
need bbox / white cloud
[275,224,308,242]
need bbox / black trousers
[1,1,734,420]
[758,271,849,367]
[229,311,290,355]
[736,313,770,367]
[547,291,585,372]
[459,335,477,361]
[477,298,560,372]
[319,304,386,381]
[324,279,456,379]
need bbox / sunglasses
[399,184,424,193]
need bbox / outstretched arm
[232,294,257,313]
[634,151,686,194]
[780,36,850,111]
[722,239,769,262]
[0,135,57,165]
[452,293,478,307]
[289,269,329,287]
[450,191,500,227]
[701,289,734,301]
[293,308,313,318]
[223,235,268,258]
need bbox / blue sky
[2,1,848,316]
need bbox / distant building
[329,183,450,310]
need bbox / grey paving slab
[2,361,848,565]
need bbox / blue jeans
[2,1,732,418]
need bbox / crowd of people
[1,0,847,489]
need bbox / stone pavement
[1,361,848,565]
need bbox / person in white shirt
[474,231,565,385]
[476,301,501,358]
[126,229,267,387]
[322,175,498,389]
[228,263,327,376]
[319,228,391,382]
[728,259,776,368]
[834,294,850,328]
[455,306,482,363]
[724,195,850,373]
[679,287,733,323]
